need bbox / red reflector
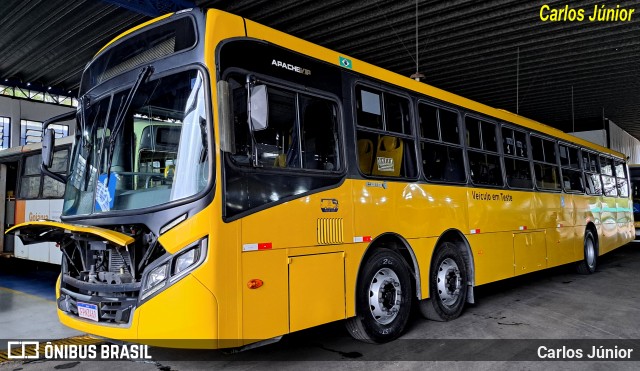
[258,243,272,250]
[362,236,372,242]
[247,279,264,289]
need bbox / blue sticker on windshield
[95,173,117,211]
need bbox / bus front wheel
[419,242,468,321]
[576,229,597,274]
[345,249,412,343]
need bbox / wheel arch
[586,222,599,255]
[356,233,422,300]
[431,228,476,304]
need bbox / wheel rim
[368,267,402,325]
[585,236,596,269]
[436,257,462,308]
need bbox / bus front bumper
[58,273,219,349]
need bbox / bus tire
[345,248,412,343]
[576,229,597,274]
[420,242,467,322]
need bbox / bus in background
[7,8,633,349]
[630,164,640,240]
[0,135,72,264]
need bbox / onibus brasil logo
[6,341,152,360]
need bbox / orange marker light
[247,279,264,289]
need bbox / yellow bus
[8,8,633,349]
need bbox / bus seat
[372,136,403,177]
[164,164,175,179]
[274,132,293,168]
[357,139,374,175]
[274,153,287,167]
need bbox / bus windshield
[63,69,209,216]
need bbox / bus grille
[317,218,343,245]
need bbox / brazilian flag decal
[339,56,352,69]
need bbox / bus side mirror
[42,128,55,168]
[41,128,66,184]
[249,84,268,131]
[40,110,74,184]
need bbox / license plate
[77,302,99,322]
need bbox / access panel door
[289,252,345,332]
[513,231,546,275]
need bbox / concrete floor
[0,258,81,344]
[1,243,639,370]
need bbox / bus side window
[503,126,532,189]
[419,103,464,183]
[356,87,383,130]
[531,136,560,190]
[558,143,584,193]
[356,85,416,179]
[581,150,602,195]
[466,116,502,187]
[253,88,298,169]
[615,160,629,197]
[385,93,411,135]
[514,130,527,158]
[228,75,342,173]
[300,98,340,171]
[42,149,69,198]
[19,154,42,199]
[600,156,617,196]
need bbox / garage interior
[1,0,639,138]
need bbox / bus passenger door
[1,162,18,256]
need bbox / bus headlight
[141,264,168,300]
[174,248,198,275]
[146,264,168,288]
[140,237,208,302]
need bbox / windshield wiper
[78,95,95,190]
[104,65,154,185]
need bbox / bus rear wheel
[419,242,467,321]
[576,229,597,274]
[345,249,412,343]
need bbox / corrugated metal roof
[1,0,639,138]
